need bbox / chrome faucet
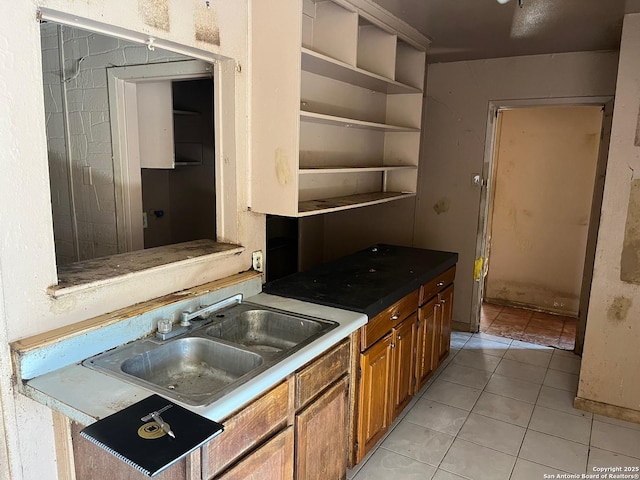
[155,294,243,340]
[180,294,243,326]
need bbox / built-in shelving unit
[250,0,429,217]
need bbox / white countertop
[23,293,366,425]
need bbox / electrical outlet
[252,251,264,272]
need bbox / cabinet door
[203,381,289,477]
[137,81,175,169]
[391,315,416,418]
[415,297,438,392]
[436,285,454,365]
[295,377,348,480]
[216,426,294,480]
[357,333,393,462]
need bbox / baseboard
[452,321,474,333]
[574,396,640,425]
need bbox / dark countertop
[263,244,458,318]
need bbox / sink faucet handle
[179,294,244,327]
[180,310,195,327]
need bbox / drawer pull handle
[391,313,400,320]
[436,281,445,287]
[390,342,396,348]
[397,335,402,340]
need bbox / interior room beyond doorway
[479,105,605,350]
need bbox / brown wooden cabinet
[216,427,294,480]
[391,315,417,418]
[70,339,351,480]
[435,285,454,365]
[415,296,437,392]
[204,381,290,478]
[357,333,393,457]
[295,377,349,480]
[352,266,456,466]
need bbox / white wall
[578,13,640,415]
[415,51,619,329]
[0,1,262,478]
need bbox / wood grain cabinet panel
[357,333,393,460]
[215,427,294,480]
[203,381,289,478]
[295,339,349,410]
[391,315,416,418]
[415,297,438,392]
[436,285,454,365]
[352,269,456,465]
[361,290,418,349]
[295,377,349,480]
[419,267,456,305]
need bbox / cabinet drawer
[203,381,289,478]
[361,290,418,350]
[295,339,350,410]
[419,267,456,306]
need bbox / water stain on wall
[607,296,632,322]
[194,2,221,46]
[635,103,640,146]
[621,179,640,283]
[138,0,170,31]
[433,197,450,215]
[275,148,291,186]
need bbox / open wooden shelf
[298,191,416,216]
[249,0,427,218]
[301,48,420,95]
[299,165,417,175]
[300,111,419,132]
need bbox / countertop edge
[23,294,367,425]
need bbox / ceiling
[372,0,640,63]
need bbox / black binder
[80,394,224,477]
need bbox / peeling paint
[274,148,291,186]
[49,296,77,314]
[194,1,221,46]
[635,102,640,147]
[621,179,640,283]
[433,197,450,215]
[138,0,170,31]
[607,296,632,323]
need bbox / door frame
[471,97,614,353]
[107,60,216,253]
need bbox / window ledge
[48,240,245,298]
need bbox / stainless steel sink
[205,307,331,354]
[120,337,263,403]
[82,300,338,406]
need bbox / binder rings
[80,394,224,477]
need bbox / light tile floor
[348,332,640,480]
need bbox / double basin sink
[83,300,338,406]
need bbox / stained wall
[415,51,619,329]
[0,1,260,478]
[578,13,640,415]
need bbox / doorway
[473,101,613,352]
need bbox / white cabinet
[250,0,428,217]
[137,81,175,169]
